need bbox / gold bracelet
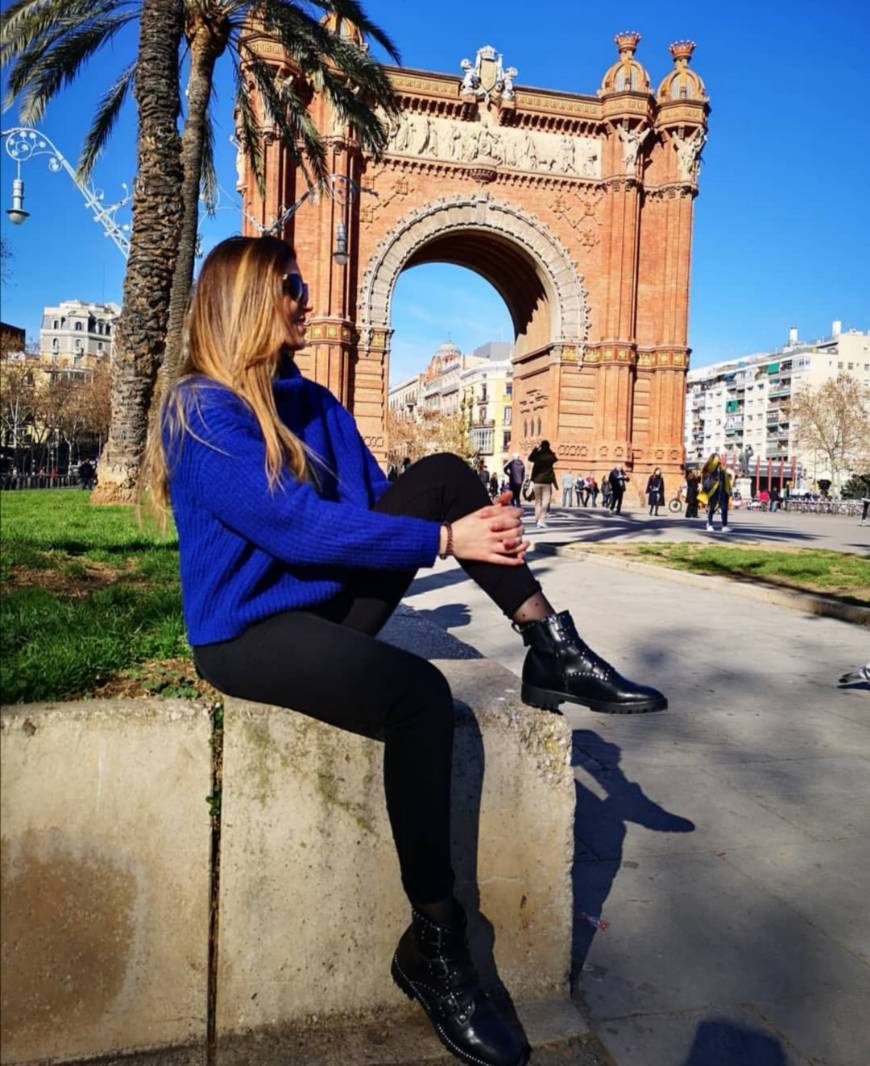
[438,522,454,560]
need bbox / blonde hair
[145,236,309,521]
[701,453,720,476]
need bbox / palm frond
[1,0,128,67]
[15,11,136,125]
[306,0,401,64]
[199,107,218,216]
[2,1,112,107]
[76,59,135,180]
[320,68,388,158]
[232,59,264,196]
[240,44,328,189]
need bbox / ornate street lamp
[2,127,132,257]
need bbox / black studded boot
[391,903,529,1066]
[516,610,667,714]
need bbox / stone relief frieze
[381,112,601,179]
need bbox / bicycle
[668,495,684,513]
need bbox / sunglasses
[282,272,309,306]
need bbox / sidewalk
[403,545,870,1066]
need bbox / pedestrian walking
[503,453,525,507]
[401,457,412,476]
[386,461,399,483]
[488,472,499,500]
[78,459,95,491]
[147,236,666,1066]
[860,496,869,526]
[527,440,559,528]
[646,468,665,517]
[608,466,629,514]
[561,470,575,508]
[684,469,700,519]
[587,476,599,508]
[601,478,612,509]
[699,454,733,533]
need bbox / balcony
[769,387,791,400]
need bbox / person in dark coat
[488,472,499,499]
[78,459,95,490]
[503,453,525,507]
[684,469,700,519]
[646,468,665,517]
[528,440,559,528]
[608,466,629,514]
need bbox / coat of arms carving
[460,45,517,104]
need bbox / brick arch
[357,193,589,356]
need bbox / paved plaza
[519,501,869,556]
[402,508,869,1066]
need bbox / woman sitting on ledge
[146,236,666,1066]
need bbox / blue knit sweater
[166,357,441,645]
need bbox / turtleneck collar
[274,350,303,387]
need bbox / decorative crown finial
[669,40,696,65]
[614,31,641,56]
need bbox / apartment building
[39,300,120,377]
[685,323,869,488]
[460,352,513,475]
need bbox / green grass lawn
[573,541,870,607]
[0,490,196,704]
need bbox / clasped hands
[441,491,530,566]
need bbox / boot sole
[391,954,530,1066]
[522,682,667,715]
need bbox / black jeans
[194,453,541,905]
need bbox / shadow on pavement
[570,730,695,980]
[682,1018,789,1065]
[527,508,821,549]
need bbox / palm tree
[161,1,400,382]
[92,0,185,502]
[2,0,400,499]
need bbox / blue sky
[1,0,868,384]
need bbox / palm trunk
[91,0,185,504]
[161,25,225,387]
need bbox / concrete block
[216,657,575,1047]
[0,700,212,1065]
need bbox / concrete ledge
[217,657,575,1048]
[0,700,212,1066]
[534,543,870,626]
[1,658,577,1063]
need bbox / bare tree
[386,407,471,464]
[0,357,35,469]
[790,373,870,491]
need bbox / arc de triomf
[240,28,709,484]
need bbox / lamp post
[2,127,132,257]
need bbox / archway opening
[388,260,525,478]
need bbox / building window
[98,342,104,352]
[75,322,83,331]
[504,406,512,425]
[52,338,59,350]
[536,417,542,436]
[53,319,59,329]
